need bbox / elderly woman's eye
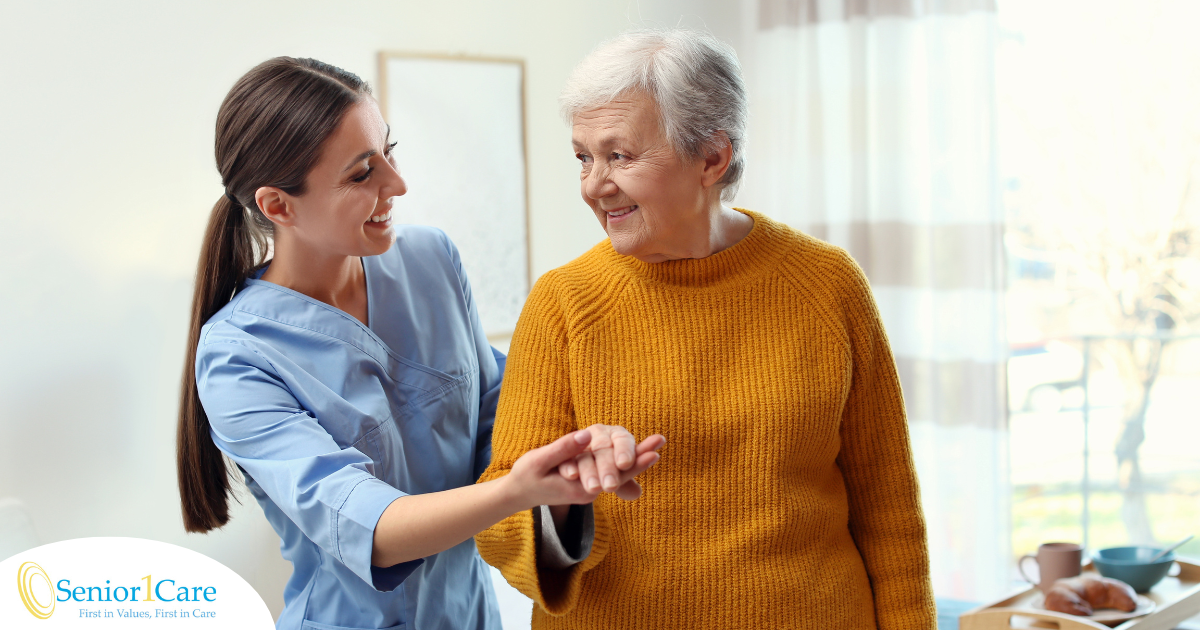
[611,152,628,161]
[576,153,592,164]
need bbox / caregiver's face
[572,92,708,263]
[287,98,407,257]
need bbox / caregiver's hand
[504,430,608,508]
[559,425,666,495]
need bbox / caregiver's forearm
[371,477,526,568]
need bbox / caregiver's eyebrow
[343,149,377,172]
[342,126,392,172]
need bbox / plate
[1029,593,1156,625]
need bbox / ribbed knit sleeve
[828,252,937,630]
[474,272,611,616]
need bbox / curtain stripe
[758,0,997,29]
[805,222,1003,290]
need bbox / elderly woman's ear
[700,132,734,189]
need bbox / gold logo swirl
[17,562,55,619]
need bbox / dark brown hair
[178,57,370,532]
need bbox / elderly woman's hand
[549,427,665,533]
[558,425,666,496]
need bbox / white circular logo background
[1,537,273,628]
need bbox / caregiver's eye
[351,167,372,183]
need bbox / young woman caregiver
[175,57,664,630]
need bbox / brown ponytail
[177,57,370,532]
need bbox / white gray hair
[560,29,748,202]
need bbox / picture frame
[377,52,532,340]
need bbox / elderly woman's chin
[597,211,654,259]
[609,223,657,260]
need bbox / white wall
[0,0,744,620]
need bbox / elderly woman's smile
[600,204,637,219]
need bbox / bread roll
[1044,576,1137,616]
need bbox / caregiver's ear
[255,186,296,227]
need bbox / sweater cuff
[534,504,594,569]
[475,473,611,616]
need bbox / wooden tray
[960,558,1200,630]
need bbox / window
[999,0,1200,565]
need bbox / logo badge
[2,538,273,626]
[16,562,54,619]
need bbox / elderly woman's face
[572,93,711,263]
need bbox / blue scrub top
[196,226,504,630]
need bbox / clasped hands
[507,425,666,518]
[560,425,666,501]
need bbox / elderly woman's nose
[583,164,617,199]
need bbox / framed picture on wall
[377,52,531,340]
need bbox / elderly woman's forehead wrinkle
[575,111,637,135]
[573,100,666,152]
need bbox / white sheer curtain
[739,0,1010,601]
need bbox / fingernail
[603,475,616,489]
[586,478,600,492]
[616,455,631,467]
[574,431,590,445]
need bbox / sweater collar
[607,209,792,289]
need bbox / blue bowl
[1093,546,1176,593]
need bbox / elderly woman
[476,29,935,629]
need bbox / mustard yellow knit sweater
[476,210,935,629]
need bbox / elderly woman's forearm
[549,504,572,531]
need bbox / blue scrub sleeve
[474,347,505,480]
[197,340,420,590]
